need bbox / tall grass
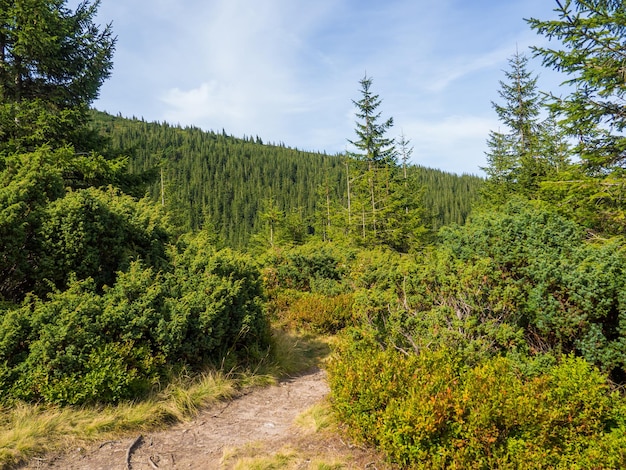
[0,370,235,468]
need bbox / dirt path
[22,368,387,469]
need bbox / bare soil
[21,368,389,469]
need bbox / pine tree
[528,0,626,171]
[398,131,413,182]
[482,129,517,202]
[0,0,115,154]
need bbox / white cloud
[420,47,515,93]
[155,0,340,137]
[92,0,565,174]
[403,115,498,175]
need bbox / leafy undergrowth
[328,339,626,469]
[0,329,331,469]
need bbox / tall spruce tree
[482,51,566,202]
[493,51,542,156]
[348,75,396,167]
[528,0,626,171]
[0,0,115,154]
[344,75,424,251]
[346,75,395,244]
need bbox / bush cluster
[329,340,626,468]
[327,199,626,466]
[0,237,269,406]
[263,242,357,334]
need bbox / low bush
[271,290,355,334]
[352,200,626,379]
[262,242,353,294]
[328,339,626,469]
[0,235,270,406]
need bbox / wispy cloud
[93,0,565,174]
[157,0,338,138]
[419,46,516,93]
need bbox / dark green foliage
[0,0,115,154]
[38,187,169,294]
[91,111,345,247]
[264,242,353,293]
[0,146,271,405]
[362,199,626,377]
[325,201,626,470]
[0,146,166,302]
[442,199,626,372]
[344,76,426,251]
[167,232,270,365]
[0,239,269,406]
[528,0,626,170]
[482,51,571,204]
[90,111,483,248]
[540,166,626,235]
[410,165,482,230]
[348,75,396,166]
[262,242,357,333]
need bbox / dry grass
[222,442,348,470]
[0,370,236,468]
[0,329,331,469]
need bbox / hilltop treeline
[91,111,482,248]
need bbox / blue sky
[89,0,566,175]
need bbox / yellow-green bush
[328,339,626,469]
[269,290,354,334]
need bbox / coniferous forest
[90,110,482,248]
[2,0,626,468]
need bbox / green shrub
[0,236,270,406]
[262,242,354,293]
[328,340,626,469]
[357,200,626,379]
[440,199,626,377]
[271,291,354,334]
[38,186,169,295]
[0,147,156,303]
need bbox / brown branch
[125,435,143,470]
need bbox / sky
[87,0,567,176]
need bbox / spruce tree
[528,0,626,171]
[0,0,115,154]
[493,51,542,156]
[344,75,425,251]
[527,0,626,234]
[482,51,567,202]
[0,0,124,302]
[348,75,396,167]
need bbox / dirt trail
[22,368,386,469]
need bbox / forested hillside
[5,1,626,469]
[91,111,482,247]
